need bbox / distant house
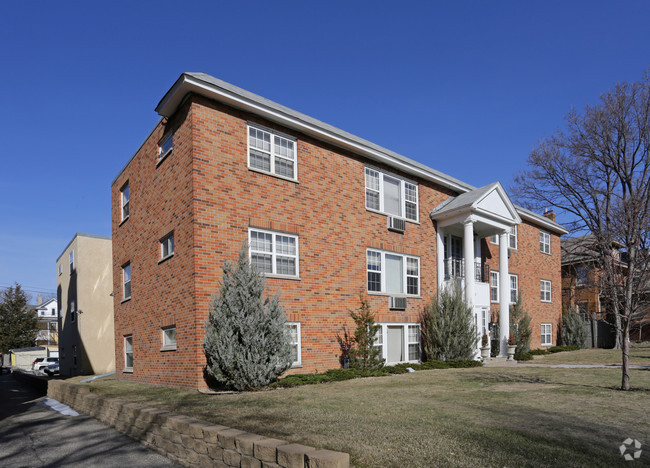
[56,233,114,376]
[561,235,621,348]
[34,297,59,353]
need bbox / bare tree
[514,70,650,390]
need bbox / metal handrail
[444,257,488,283]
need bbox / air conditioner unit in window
[387,216,406,233]
[389,296,407,310]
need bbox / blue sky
[0,1,648,302]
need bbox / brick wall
[112,103,199,388]
[112,94,563,389]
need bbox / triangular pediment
[431,182,521,225]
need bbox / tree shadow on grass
[461,401,647,467]
[466,369,650,392]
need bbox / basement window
[161,326,177,351]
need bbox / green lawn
[75,348,650,467]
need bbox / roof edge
[156,73,474,193]
[56,233,112,263]
[151,72,568,235]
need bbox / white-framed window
[481,308,490,337]
[576,264,589,285]
[124,335,133,369]
[248,124,297,180]
[122,263,132,299]
[249,228,299,278]
[407,325,421,361]
[540,230,551,254]
[121,183,130,221]
[69,251,74,273]
[510,274,518,304]
[159,132,173,160]
[160,232,174,260]
[367,249,419,296]
[541,323,552,346]
[490,271,499,303]
[541,279,552,302]
[286,322,301,367]
[365,167,418,222]
[70,300,76,323]
[374,323,421,364]
[162,326,177,350]
[58,263,62,275]
[490,226,517,249]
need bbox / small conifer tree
[203,245,293,391]
[348,294,384,370]
[561,307,587,348]
[421,284,476,361]
[510,293,532,354]
[0,283,37,353]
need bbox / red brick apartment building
[112,73,566,389]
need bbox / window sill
[158,253,174,264]
[367,292,422,299]
[156,150,172,167]
[489,240,518,250]
[541,343,553,347]
[365,207,420,224]
[160,345,177,352]
[290,363,303,369]
[540,251,552,256]
[264,274,301,281]
[121,297,132,304]
[122,368,133,373]
[119,216,129,227]
[248,166,299,184]
[541,300,552,303]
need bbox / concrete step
[481,356,519,367]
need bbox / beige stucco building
[56,233,114,376]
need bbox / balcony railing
[444,257,488,283]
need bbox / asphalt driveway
[0,370,177,467]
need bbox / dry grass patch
[73,366,650,467]
[533,342,650,365]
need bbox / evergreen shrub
[548,345,581,353]
[420,284,476,361]
[203,246,293,391]
[348,295,383,370]
[510,294,532,354]
[561,308,587,348]
[514,352,534,361]
[271,359,482,388]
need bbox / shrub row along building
[106,73,566,389]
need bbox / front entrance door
[386,326,404,363]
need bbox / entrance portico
[430,182,521,357]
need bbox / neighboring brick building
[561,235,623,348]
[112,73,566,389]
[57,233,115,376]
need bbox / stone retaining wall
[48,380,349,468]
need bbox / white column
[437,226,445,293]
[499,229,510,357]
[463,219,475,307]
